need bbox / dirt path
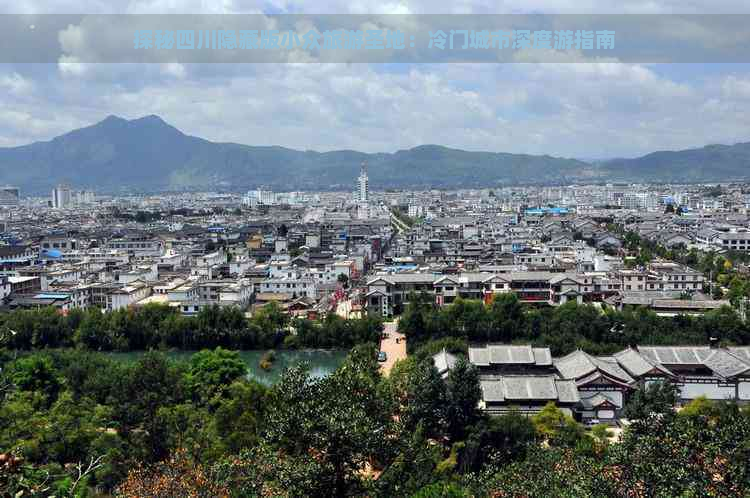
[379,320,406,375]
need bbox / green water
[106,349,348,386]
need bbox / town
[3,173,750,389]
[2,172,750,495]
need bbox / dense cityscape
[1,165,750,495]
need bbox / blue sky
[1,1,750,160]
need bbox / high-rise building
[357,162,369,203]
[52,184,73,209]
[0,186,19,206]
[355,162,370,219]
[243,188,277,207]
[75,190,96,204]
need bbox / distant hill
[600,143,750,183]
[0,115,748,194]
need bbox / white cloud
[161,62,186,78]
[57,55,89,77]
[721,75,750,100]
[1,0,750,161]
[0,72,34,96]
[2,60,749,160]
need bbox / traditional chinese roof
[554,350,635,386]
[580,393,619,410]
[614,347,675,378]
[468,344,552,367]
[637,345,750,380]
[480,376,580,404]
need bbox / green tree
[5,355,62,405]
[377,425,442,497]
[401,359,448,439]
[264,352,393,497]
[531,402,586,448]
[155,403,219,462]
[623,380,678,423]
[213,380,268,453]
[444,357,481,441]
[110,352,186,462]
[411,482,469,498]
[460,411,536,472]
[608,404,750,496]
[727,276,750,308]
[184,347,247,408]
[678,396,715,418]
[337,273,349,288]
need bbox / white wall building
[51,184,73,209]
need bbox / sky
[2,1,750,159]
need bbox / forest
[0,303,383,351]
[2,345,749,497]
[2,297,750,496]
[398,292,750,355]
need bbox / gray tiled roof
[614,347,667,377]
[580,392,618,410]
[703,349,750,379]
[490,345,534,364]
[638,346,711,365]
[480,379,505,402]
[638,346,750,379]
[554,350,635,384]
[502,376,557,400]
[469,344,552,366]
[728,347,750,363]
[554,379,582,403]
[479,376,580,403]
[554,350,594,379]
[468,347,490,367]
[592,357,636,384]
[533,348,553,366]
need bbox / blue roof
[525,207,568,215]
[41,249,62,258]
[33,293,69,299]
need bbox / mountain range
[1,115,748,194]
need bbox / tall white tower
[357,162,369,203]
[356,162,370,219]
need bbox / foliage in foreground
[2,344,750,497]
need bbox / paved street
[379,319,406,375]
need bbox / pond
[107,349,348,386]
